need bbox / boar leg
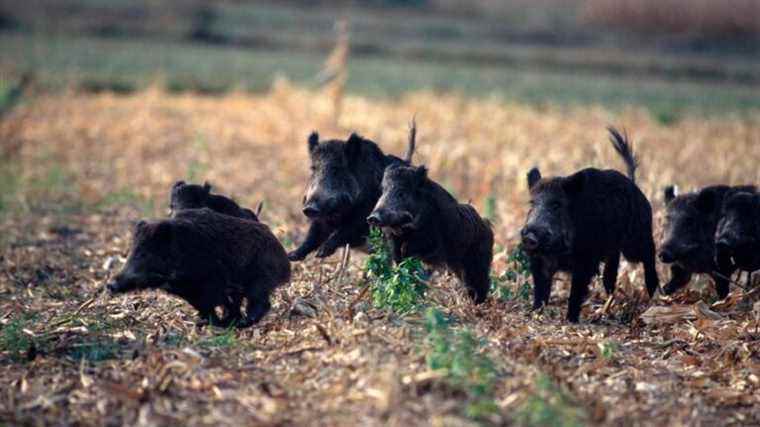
[623,238,659,298]
[462,252,491,304]
[602,253,620,296]
[710,265,735,300]
[567,264,595,323]
[662,265,692,295]
[395,231,443,263]
[220,292,244,327]
[316,219,368,258]
[289,221,330,261]
[529,256,554,310]
[641,246,660,298]
[191,302,224,327]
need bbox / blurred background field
[1,0,759,115]
[1,1,760,426]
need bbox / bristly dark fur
[107,208,290,327]
[369,164,494,303]
[289,127,416,261]
[170,181,258,221]
[521,127,658,322]
[661,184,757,298]
[716,191,760,275]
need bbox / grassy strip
[424,308,500,419]
[516,374,587,427]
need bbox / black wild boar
[170,180,259,221]
[520,127,658,322]
[366,164,494,304]
[660,185,755,298]
[715,191,760,285]
[288,128,415,261]
[107,208,290,327]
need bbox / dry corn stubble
[0,84,759,426]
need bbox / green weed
[364,227,427,314]
[198,325,238,349]
[0,316,36,362]
[516,374,586,427]
[424,308,499,419]
[650,104,681,126]
[599,340,619,361]
[68,341,119,362]
[491,245,532,302]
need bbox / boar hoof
[661,283,678,295]
[315,247,334,258]
[288,251,306,261]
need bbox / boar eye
[549,200,562,210]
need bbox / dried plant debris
[0,87,759,425]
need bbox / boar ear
[202,181,212,193]
[346,133,364,159]
[695,188,720,214]
[664,185,677,203]
[172,180,185,189]
[527,167,541,189]
[135,220,148,232]
[308,132,319,153]
[562,172,585,195]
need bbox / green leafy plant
[199,325,238,349]
[424,308,499,419]
[0,317,36,362]
[364,227,427,314]
[492,245,532,302]
[68,341,119,362]
[599,340,619,360]
[516,374,586,427]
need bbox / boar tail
[607,126,638,184]
[405,116,417,163]
[255,201,264,217]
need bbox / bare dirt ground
[1,84,759,426]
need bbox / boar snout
[520,228,539,251]
[302,202,321,218]
[520,225,555,252]
[106,277,129,294]
[367,211,382,226]
[367,209,412,228]
[303,193,353,218]
[658,242,699,263]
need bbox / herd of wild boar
[107,124,759,326]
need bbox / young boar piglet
[660,185,755,298]
[107,208,290,327]
[289,128,415,261]
[367,164,494,304]
[520,127,658,322]
[170,180,259,220]
[715,191,760,282]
